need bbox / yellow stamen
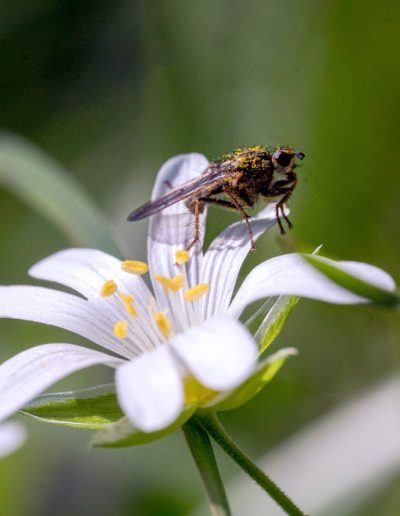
[154,274,184,292]
[125,301,137,317]
[121,260,149,275]
[155,312,172,338]
[184,283,209,302]
[119,293,134,303]
[114,320,128,339]
[101,280,117,297]
[119,293,137,317]
[175,249,190,265]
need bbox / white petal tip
[0,422,26,458]
[116,347,184,433]
[172,316,258,392]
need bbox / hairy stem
[197,412,306,516]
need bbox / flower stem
[183,419,232,516]
[197,412,306,516]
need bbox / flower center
[98,250,209,358]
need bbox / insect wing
[127,167,237,221]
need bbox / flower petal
[171,316,257,391]
[0,286,129,356]
[0,421,26,458]
[201,204,279,318]
[147,154,209,303]
[0,343,122,422]
[228,253,397,318]
[29,248,151,310]
[116,345,183,432]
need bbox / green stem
[197,412,306,516]
[183,419,232,516]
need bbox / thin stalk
[183,419,232,516]
[197,412,306,516]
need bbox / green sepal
[203,347,297,412]
[258,296,299,353]
[20,384,124,430]
[305,255,399,308]
[0,133,122,256]
[91,407,197,448]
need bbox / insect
[128,146,305,251]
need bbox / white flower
[0,153,396,433]
[0,421,26,459]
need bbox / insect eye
[274,151,293,168]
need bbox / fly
[128,146,305,251]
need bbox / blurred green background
[0,1,399,515]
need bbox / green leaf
[91,407,196,448]
[305,255,400,308]
[204,348,297,412]
[0,133,122,256]
[20,384,124,430]
[257,296,299,353]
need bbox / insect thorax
[216,146,273,175]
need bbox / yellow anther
[175,249,190,265]
[121,260,149,275]
[184,283,209,302]
[114,320,128,339]
[154,274,184,293]
[101,280,118,297]
[155,312,172,338]
[119,293,137,317]
[119,293,134,303]
[125,301,138,317]
[168,275,184,291]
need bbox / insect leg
[275,204,285,234]
[186,200,201,252]
[224,187,256,251]
[275,185,295,234]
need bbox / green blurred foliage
[0,1,399,515]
